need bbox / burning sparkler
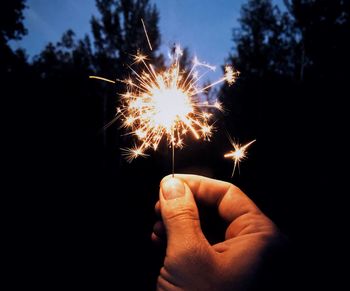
[90,19,255,178]
[90,44,238,175]
[224,138,256,177]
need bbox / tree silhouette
[232,0,296,78]
[31,0,163,151]
[287,0,350,82]
[220,0,295,142]
[33,30,93,80]
[220,2,349,289]
[91,0,161,75]
[88,0,163,163]
[0,0,26,41]
[0,0,27,75]
[221,0,349,141]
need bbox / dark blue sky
[11,0,284,79]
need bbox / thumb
[159,176,206,252]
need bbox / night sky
[10,0,284,79]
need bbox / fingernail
[162,178,185,200]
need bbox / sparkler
[90,43,238,176]
[224,138,256,177]
[90,19,257,178]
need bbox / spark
[121,146,149,163]
[89,76,115,84]
[224,139,256,176]
[224,65,239,85]
[141,18,153,51]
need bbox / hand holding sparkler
[153,174,281,291]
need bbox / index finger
[161,174,261,223]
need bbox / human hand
[152,174,281,291]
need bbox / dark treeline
[2,0,348,289]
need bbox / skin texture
[152,174,281,291]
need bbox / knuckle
[255,219,282,247]
[165,206,199,223]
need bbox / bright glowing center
[234,149,244,159]
[224,148,245,160]
[151,87,192,131]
